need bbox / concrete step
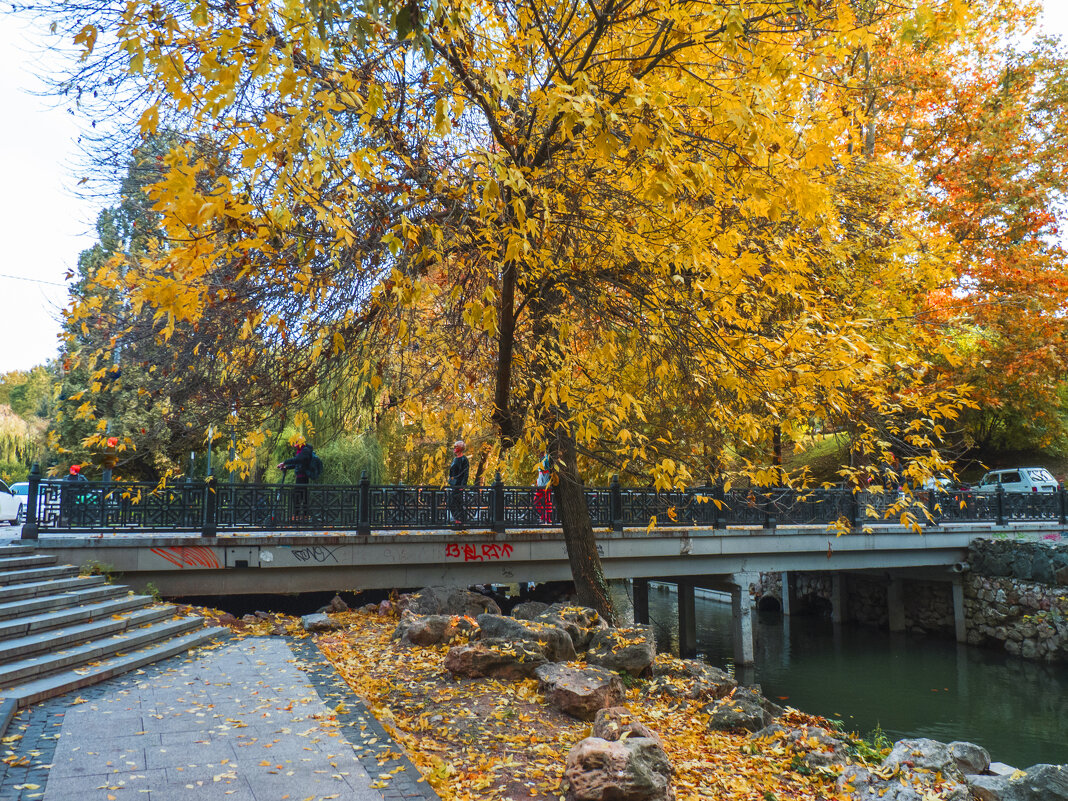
[0,546,39,557]
[0,583,128,621]
[4,626,227,707]
[0,605,178,665]
[0,555,58,571]
[0,575,107,603]
[0,594,155,640]
[0,615,207,686]
[0,565,80,587]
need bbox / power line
[0,273,68,287]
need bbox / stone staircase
[0,543,225,709]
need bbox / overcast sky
[1,4,1067,374]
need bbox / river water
[644,583,1068,769]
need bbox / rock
[751,723,850,769]
[217,612,238,626]
[254,610,270,620]
[966,764,1068,801]
[883,738,964,781]
[477,614,577,662]
[585,626,656,677]
[564,737,674,801]
[301,613,343,632]
[536,663,625,720]
[837,765,925,801]
[241,614,259,624]
[646,659,736,702]
[401,586,503,617]
[535,604,607,650]
[444,639,549,680]
[318,594,349,614]
[392,612,450,646]
[703,686,781,733]
[593,707,659,743]
[392,611,479,646]
[512,601,550,620]
[948,741,991,775]
[377,600,393,615]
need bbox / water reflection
[646,584,1068,768]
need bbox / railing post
[610,475,623,533]
[492,471,506,533]
[713,483,726,529]
[358,471,371,536]
[763,489,777,530]
[20,463,40,541]
[996,482,1005,527]
[202,476,217,538]
[1059,484,1067,526]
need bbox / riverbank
[192,601,1010,801]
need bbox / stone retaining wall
[756,537,1068,662]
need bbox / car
[973,467,1059,494]
[0,480,23,524]
[10,482,28,524]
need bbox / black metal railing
[17,464,1068,539]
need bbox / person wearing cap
[447,440,469,526]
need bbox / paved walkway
[0,636,438,801]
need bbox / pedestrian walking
[447,440,469,526]
[278,437,316,520]
[534,450,553,523]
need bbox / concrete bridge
[28,518,1066,667]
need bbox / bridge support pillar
[887,577,906,633]
[831,574,847,624]
[952,577,967,643]
[730,572,758,666]
[780,571,798,616]
[678,581,696,659]
[633,578,649,626]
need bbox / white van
[974,467,1059,494]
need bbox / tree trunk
[553,425,617,626]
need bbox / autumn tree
[39,0,974,620]
[850,0,1068,454]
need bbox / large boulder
[967,764,1068,801]
[751,723,851,770]
[477,614,577,662]
[883,738,966,781]
[444,639,549,680]
[585,626,656,677]
[535,604,607,651]
[400,586,502,617]
[948,741,991,776]
[512,601,550,620]
[391,611,478,646]
[536,663,625,721]
[564,737,674,801]
[593,707,660,744]
[645,659,736,702]
[703,686,782,733]
[301,613,344,633]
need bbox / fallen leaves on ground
[200,608,966,801]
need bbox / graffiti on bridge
[446,542,514,562]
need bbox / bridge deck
[25,521,1050,596]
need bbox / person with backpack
[278,437,321,521]
[534,450,554,524]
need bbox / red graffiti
[445,542,514,562]
[150,546,221,569]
